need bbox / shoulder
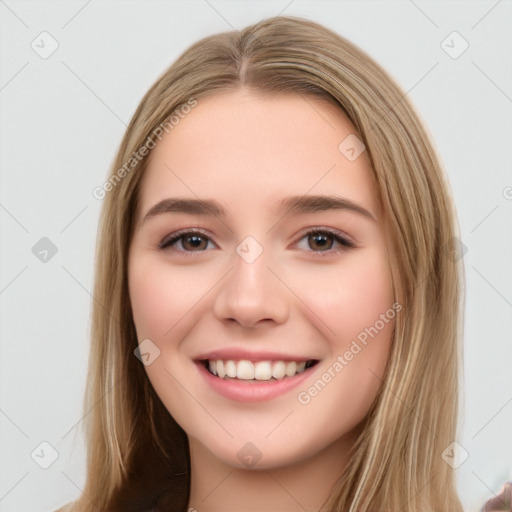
[481,481,512,511]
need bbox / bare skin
[128,89,395,511]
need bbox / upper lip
[194,348,317,363]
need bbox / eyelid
[295,226,355,247]
[158,228,217,251]
[293,227,356,256]
[158,226,356,254]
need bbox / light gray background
[1,1,511,511]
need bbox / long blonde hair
[58,16,464,512]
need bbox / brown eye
[308,232,335,251]
[296,229,355,256]
[181,234,208,251]
[159,230,215,252]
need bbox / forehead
[138,90,379,217]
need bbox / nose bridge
[213,234,288,327]
[233,239,269,293]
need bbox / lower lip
[195,362,316,403]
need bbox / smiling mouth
[201,359,319,381]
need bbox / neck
[187,428,360,512]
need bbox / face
[128,89,395,470]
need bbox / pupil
[311,234,331,251]
[187,236,204,249]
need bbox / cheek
[128,257,208,420]
[129,264,171,338]
[128,258,208,339]
[291,247,394,345]
[290,248,394,424]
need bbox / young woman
[57,16,466,512]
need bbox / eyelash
[158,228,355,257]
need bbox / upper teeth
[208,360,307,380]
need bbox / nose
[212,245,289,328]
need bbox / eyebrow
[141,194,377,225]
